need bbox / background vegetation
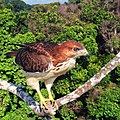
[0,0,120,119]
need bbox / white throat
[67,58,76,70]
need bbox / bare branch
[0,79,56,117]
[0,52,120,116]
[56,52,120,106]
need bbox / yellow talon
[40,96,58,110]
[54,101,59,110]
[40,96,49,109]
[48,91,59,110]
[37,90,58,110]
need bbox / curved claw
[49,99,58,110]
[37,89,58,110]
[48,92,59,110]
[40,96,58,110]
[40,97,49,109]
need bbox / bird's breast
[23,58,76,80]
[50,58,76,76]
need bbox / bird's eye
[73,47,80,51]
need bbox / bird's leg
[36,87,49,109]
[26,77,49,109]
[47,89,59,110]
[45,78,59,110]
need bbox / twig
[0,52,120,116]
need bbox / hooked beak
[85,53,90,57]
[79,48,89,57]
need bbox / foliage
[0,0,120,120]
[79,0,116,25]
[4,0,32,12]
[14,10,30,34]
[79,0,120,54]
[87,88,120,120]
[115,66,120,84]
[0,8,16,34]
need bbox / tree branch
[0,52,120,117]
[0,79,56,118]
[56,52,120,106]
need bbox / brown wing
[15,43,52,72]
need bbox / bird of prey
[6,40,89,110]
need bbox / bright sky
[22,0,68,5]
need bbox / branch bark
[56,52,120,106]
[0,79,56,117]
[0,52,120,117]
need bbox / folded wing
[14,43,52,72]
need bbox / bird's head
[59,40,89,58]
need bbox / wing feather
[15,43,52,72]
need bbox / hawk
[6,40,89,109]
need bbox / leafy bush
[79,0,116,25]
[87,88,120,120]
[0,8,16,34]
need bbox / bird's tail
[6,51,18,57]
[8,43,27,47]
[6,43,27,57]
